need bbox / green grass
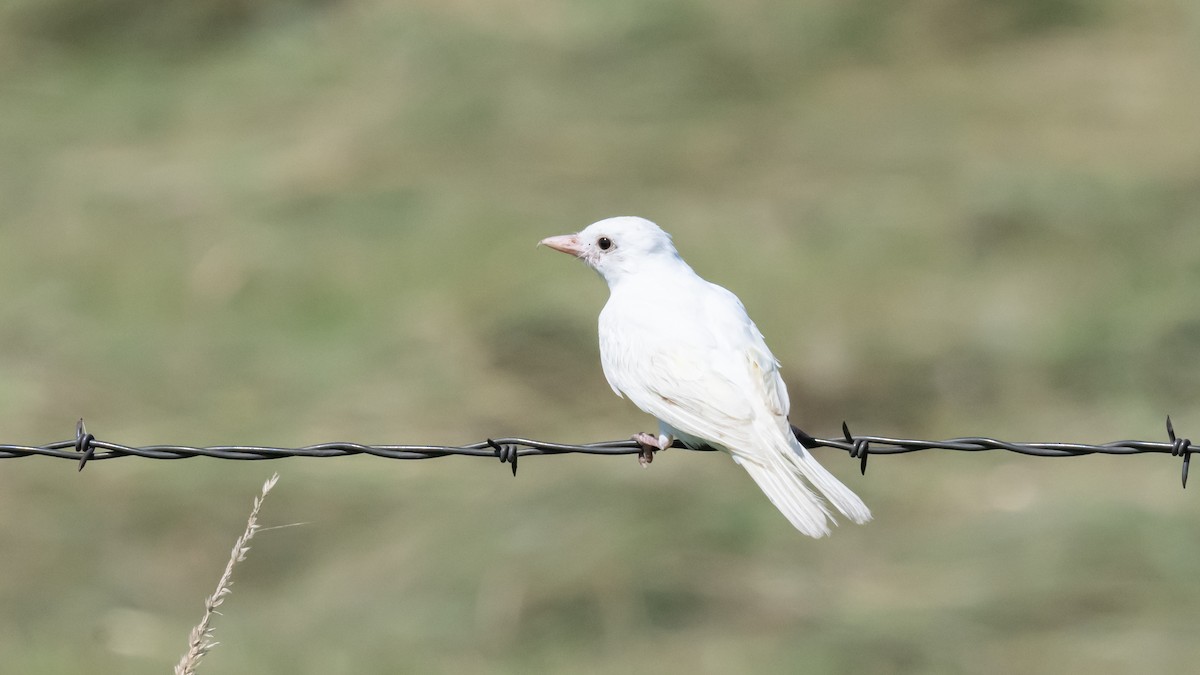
[1,0,1199,672]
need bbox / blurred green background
[1,0,1199,672]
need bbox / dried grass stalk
[174,473,280,675]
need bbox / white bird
[539,216,871,537]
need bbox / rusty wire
[0,416,1192,487]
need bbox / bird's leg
[632,432,674,468]
[632,433,657,466]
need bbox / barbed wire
[0,417,1192,487]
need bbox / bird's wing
[700,282,790,420]
[624,344,758,450]
[605,281,792,452]
[732,308,790,420]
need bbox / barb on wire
[0,416,1191,488]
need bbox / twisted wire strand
[0,417,1191,487]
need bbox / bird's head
[539,216,681,285]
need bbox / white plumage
[540,216,871,538]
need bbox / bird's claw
[638,447,654,467]
[633,432,673,468]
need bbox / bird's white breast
[598,269,708,395]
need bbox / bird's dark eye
[597,236,612,251]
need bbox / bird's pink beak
[538,234,584,257]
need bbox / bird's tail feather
[784,433,872,525]
[734,429,872,537]
[737,455,834,538]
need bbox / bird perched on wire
[539,216,871,537]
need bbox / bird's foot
[632,432,673,468]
